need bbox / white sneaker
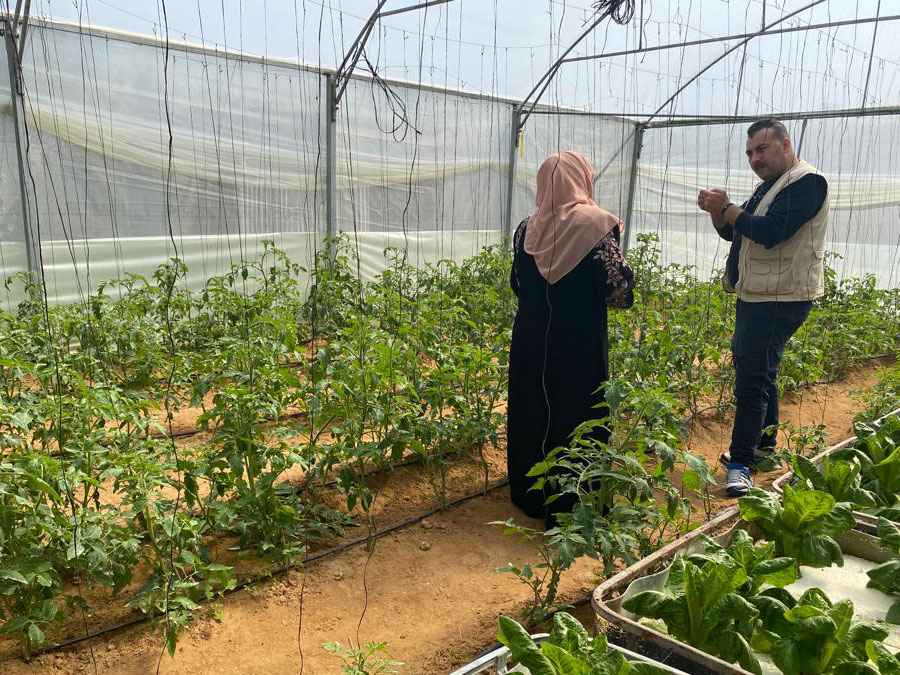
[724,463,753,498]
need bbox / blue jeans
[729,299,813,466]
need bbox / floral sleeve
[592,227,635,309]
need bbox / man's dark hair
[747,119,789,141]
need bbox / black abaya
[506,218,635,527]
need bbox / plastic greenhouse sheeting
[0,29,29,310]
[513,111,636,229]
[632,117,900,287]
[2,20,544,308]
[13,22,326,306]
[335,75,510,259]
[1,13,899,310]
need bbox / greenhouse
[0,0,899,672]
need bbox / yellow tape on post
[518,132,524,159]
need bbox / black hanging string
[14,14,100,675]
[592,0,636,25]
[362,49,422,142]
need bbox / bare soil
[1,362,887,675]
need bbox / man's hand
[697,188,730,214]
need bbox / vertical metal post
[3,20,38,281]
[11,0,24,28]
[796,117,809,158]
[503,105,521,244]
[621,123,645,255]
[325,74,337,253]
[16,0,31,64]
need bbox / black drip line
[27,478,511,658]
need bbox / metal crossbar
[565,14,900,64]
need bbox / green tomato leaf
[0,616,30,635]
[36,599,58,623]
[0,568,28,585]
[27,623,45,646]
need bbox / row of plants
[855,364,900,424]
[622,525,899,675]
[616,431,900,675]
[0,234,897,660]
[497,610,673,675]
[498,492,900,675]
[791,414,900,521]
[0,239,514,659]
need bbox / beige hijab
[524,151,621,284]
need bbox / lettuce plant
[750,587,888,675]
[497,611,671,675]
[621,557,761,674]
[739,486,856,568]
[838,417,900,507]
[686,528,799,596]
[865,517,900,623]
[791,454,877,509]
[838,639,900,674]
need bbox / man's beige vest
[729,160,830,303]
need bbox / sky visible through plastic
[24,0,898,118]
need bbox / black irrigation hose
[22,354,894,657]
[29,479,511,658]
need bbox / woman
[507,151,635,528]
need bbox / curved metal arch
[516,3,628,133]
[325,0,453,245]
[516,0,878,130]
[331,0,454,118]
[644,0,828,123]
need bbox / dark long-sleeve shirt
[718,172,828,287]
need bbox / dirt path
[686,362,884,507]
[3,363,887,675]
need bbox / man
[697,119,829,497]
